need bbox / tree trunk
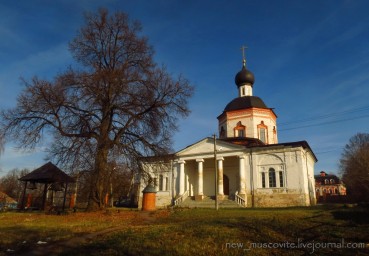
[86,143,109,211]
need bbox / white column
[178,160,185,195]
[155,176,159,191]
[218,157,224,196]
[196,159,204,196]
[239,155,246,195]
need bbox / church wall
[139,144,316,208]
[203,159,216,196]
[223,156,239,196]
[156,191,172,207]
[299,151,310,206]
[138,161,174,208]
[242,147,313,207]
[185,160,197,197]
[306,152,317,205]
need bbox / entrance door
[223,175,229,195]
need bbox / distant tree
[0,9,193,211]
[0,168,30,201]
[340,133,369,202]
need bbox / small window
[324,179,329,184]
[269,168,276,188]
[159,175,163,191]
[330,179,334,184]
[279,171,284,187]
[334,188,338,194]
[261,172,266,188]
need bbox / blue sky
[1,0,369,176]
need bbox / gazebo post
[62,182,69,211]
[41,183,48,211]
[20,181,28,210]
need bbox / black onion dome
[235,66,255,87]
[224,96,268,112]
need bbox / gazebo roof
[19,162,75,184]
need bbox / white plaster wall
[223,156,239,196]
[185,160,196,196]
[201,159,215,196]
[156,191,172,207]
[283,150,303,190]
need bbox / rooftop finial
[241,45,248,68]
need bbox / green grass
[0,209,138,255]
[64,206,369,256]
[1,206,368,256]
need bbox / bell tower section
[217,49,278,145]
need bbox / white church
[138,55,317,208]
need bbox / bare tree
[0,9,193,210]
[340,133,369,202]
[0,168,30,201]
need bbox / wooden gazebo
[19,162,75,211]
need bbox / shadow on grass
[0,225,71,255]
[331,207,369,224]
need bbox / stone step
[177,196,242,208]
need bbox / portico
[174,138,248,204]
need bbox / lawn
[1,205,368,256]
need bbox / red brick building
[315,171,346,203]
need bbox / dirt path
[20,211,160,256]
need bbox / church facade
[138,56,317,208]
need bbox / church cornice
[217,107,277,122]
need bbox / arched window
[234,121,246,138]
[330,179,334,184]
[261,172,266,188]
[279,171,284,187]
[324,179,329,184]
[257,121,268,144]
[334,188,338,194]
[269,168,276,188]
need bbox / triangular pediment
[176,137,245,157]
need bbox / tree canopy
[0,9,194,210]
[340,133,369,202]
